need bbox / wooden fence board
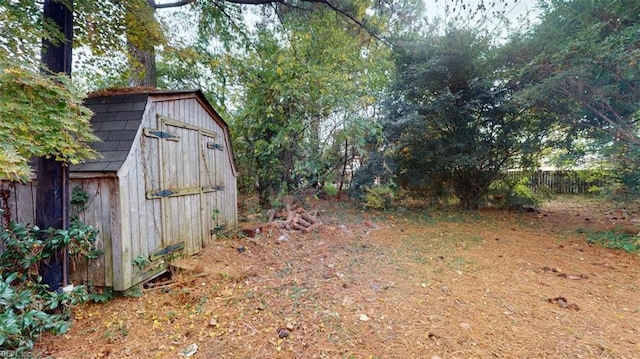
[504,170,604,194]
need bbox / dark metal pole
[38,0,73,291]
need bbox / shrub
[488,178,540,211]
[0,217,99,354]
[322,182,339,197]
[363,185,395,210]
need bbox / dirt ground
[35,196,640,358]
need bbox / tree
[382,27,543,209]
[69,0,394,89]
[232,8,391,207]
[0,65,97,181]
[0,0,98,292]
[513,0,640,190]
[0,1,98,183]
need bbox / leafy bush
[363,185,395,210]
[488,178,540,211]
[0,217,99,354]
[322,182,338,197]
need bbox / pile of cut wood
[267,204,323,233]
[242,204,323,238]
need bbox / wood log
[302,221,323,233]
[274,220,288,229]
[290,222,306,231]
[266,208,276,222]
[285,204,295,223]
[297,217,312,228]
[300,212,319,224]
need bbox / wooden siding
[0,181,36,227]
[148,95,237,232]
[0,178,117,287]
[1,90,238,292]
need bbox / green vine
[0,188,103,354]
[132,254,150,270]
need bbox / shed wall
[0,177,117,287]
[1,91,238,292]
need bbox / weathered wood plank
[101,178,114,287]
[69,180,90,284]
[149,242,184,261]
[112,174,130,291]
[127,148,144,278]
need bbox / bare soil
[35,196,640,359]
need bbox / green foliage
[363,185,395,210]
[233,9,391,208]
[586,230,640,253]
[0,1,58,69]
[85,283,114,304]
[381,27,544,210]
[71,186,90,214]
[512,0,640,191]
[123,285,143,298]
[1,219,100,280]
[488,178,540,211]
[0,185,101,351]
[57,219,103,261]
[350,150,396,200]
[0,64,99,181]
[323,182,339,197]
[0,272,85,354]
[0,219,98,353]
[132,254,150,270]
[574,168,619,196]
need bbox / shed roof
[71,93,150,172]
[71,89,232,173]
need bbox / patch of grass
[586,230,640,252]
[346,242,377,254]
[289,285,308,300]
[451,256,478,269]
[400,208,436,224]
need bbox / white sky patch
[423,0,538,20]
[422,0,540,39]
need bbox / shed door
[160,121,202,255]
[144,116,221,256]
[200,133,221,243]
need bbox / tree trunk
[337,138,348,199]
[127,41,157,87]
[38,0,73,291]
[126,0,158,87]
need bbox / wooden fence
[503,170,605,194]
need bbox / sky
[423,0,539,25]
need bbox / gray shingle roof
[70,93,150,172]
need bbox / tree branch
[224,0,390,45]
[151,0,197,9]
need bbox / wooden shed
[0,89,238,291]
